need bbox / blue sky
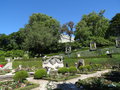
[0,0,120,35]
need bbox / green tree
[23,13,60,55]
[61,21,74,42]
[106,13,120,37]
[0,34,9,50]
[75,10,109,46]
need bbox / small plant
[13,70,28,82]
[58,67,68,75]
[69,66,77,75]
[91,64,102,71]
[34,69,47,79]
[85,65,92,72]
[79,66,87,72]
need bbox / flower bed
[0,80,39,90]
[0,69,11,75]
[75,70,120,90]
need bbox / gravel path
[27,69,110,90]
[27,77,48,90]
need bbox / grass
[64,54,120,67]
[0,62,7,65]
[13,60,42,69]
[85,54,120,65]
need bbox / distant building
[59,34,74,43]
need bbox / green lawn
[13,60,42,69]
[0,62,7,65]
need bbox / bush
[79,66,87,72]
[58,67,68,74]
[91,64,102,71]
[79,64,103,73]
[34,69,47,79]
[85,65,92,71]
[69,66,77,75]
[13,70,28,82]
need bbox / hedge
[68,66,77,75]
[58,67,69,74]
[34,69,47,79]
[14,83,39,90]
[79,64,103,73]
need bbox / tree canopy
[75,10,110,46]
[23,13,60,55]
[0,11,119,56]
[61,21,74,42]
[106,13,120,38]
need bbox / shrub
[91,64,102,70]
[13,70,28,82]
[79,64,103,73]
[34,69,47,79]
[79,66,87,72]
[69,66,77,75]
[58,67,68,74]
[85,65,92,71]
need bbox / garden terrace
[64,54,120,67]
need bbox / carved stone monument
[116,37,120,48]
[42,56,64,74]
[65,46,71,54]
[90,41,97,51]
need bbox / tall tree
[75,10,109,46]
[0,34,9,50]
[61,21,74,42]
[106,13,120,37]
[23,13,60,55]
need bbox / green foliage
[0,62,7,65]
[13,60,42,69]
[76,76,120,90]
[68,66,77,74]
[0,50,5,57]
[0,30,26,50]
[13,70,28,82]
[23,13,60,55]
[58,67,68,74]
[34,69,47,79]
[75,10,109,46]
[89,37,114,46]
[61,21,74,42]
[76,78,106,89]
[78,64,102,73]
[79,66,87,72]
[106,13,120,37]
[91,64,103,70]
[4,50,24,57]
